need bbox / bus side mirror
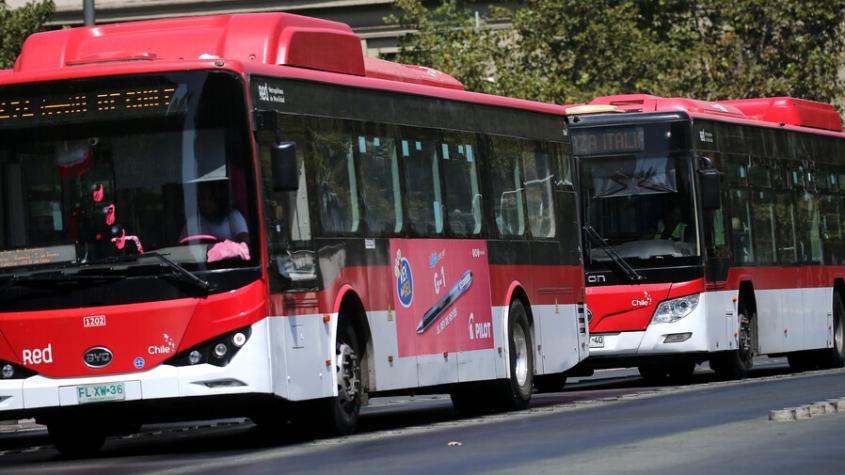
[699,169,721,210]
[271,142,299,191]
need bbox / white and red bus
[567,95,845,381]
[0,13,587,454]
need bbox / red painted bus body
[569,94,845,379]
[0,13,587,452]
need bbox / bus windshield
[580,153,699,267]
[0,71,257,276]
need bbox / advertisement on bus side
[391,239,494,357]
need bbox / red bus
[0,13,587,454]
[567,95,845,381]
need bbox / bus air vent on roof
[721,97,842,132]
[14,13,366,76]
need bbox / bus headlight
[0,360,35,379]
[652,294,699,324]
[166,326,252,367]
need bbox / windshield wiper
[583,225,645,283]
[112,252,210,294]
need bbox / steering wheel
[179,234,219,245]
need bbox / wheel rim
[835,311,844,358]
[336,341,360,412]
[738,312,752,363]
[513,323,529,387]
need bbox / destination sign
[572,127,645,155]
[0,86,180,126]
[0,244,76,269]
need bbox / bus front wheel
[318,322,362,435]
[710,304,754,379]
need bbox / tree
[387,0,845,107]
[0,0,55,69]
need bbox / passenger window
[310,120,359,234]
[798,192,822,263]
[523,142,556,238]
[774,192,797,264]
[489,136,525,238]
[400,135,443,235]
[729,189,754,264]
[358,133,402,234]
[751,191,776,264]
[441,136,482,236]
[821,194,841,241]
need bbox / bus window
[798,191,822,263]
[400,135,443,235]
[729,189,754,264]
[523,142,556,238]
[310,120,359,234]
[751,191,776,264]
[489,136,525,238]
[440,136,482,236]
[748,157,770,188]
[358,133,402,234]
[774,192,798,264]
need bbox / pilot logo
[632,291,653,307]
[22,344,53,365]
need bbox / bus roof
[588,94,843,133]
[9,12,464,91]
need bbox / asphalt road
[2,359,845,475]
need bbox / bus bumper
[0,319,274,420]
[588,291,714,358]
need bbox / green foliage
[0,0,55,69]
[387,0,845,106]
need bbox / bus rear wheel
[710,305,753,379]
[497,300,534,410]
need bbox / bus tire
[319,322,362,435]
[48,420,106,457]
[819,292,845,369]
[497,300,534,410]
[710,304,754,379]
[534,373,567,393]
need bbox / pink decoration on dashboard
[207,240,250,263]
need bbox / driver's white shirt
[187,209,248,241]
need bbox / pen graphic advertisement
[416,270,473,334]
[391,239,494,357]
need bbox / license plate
[589,335,605,348]
[77,382,126,404]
